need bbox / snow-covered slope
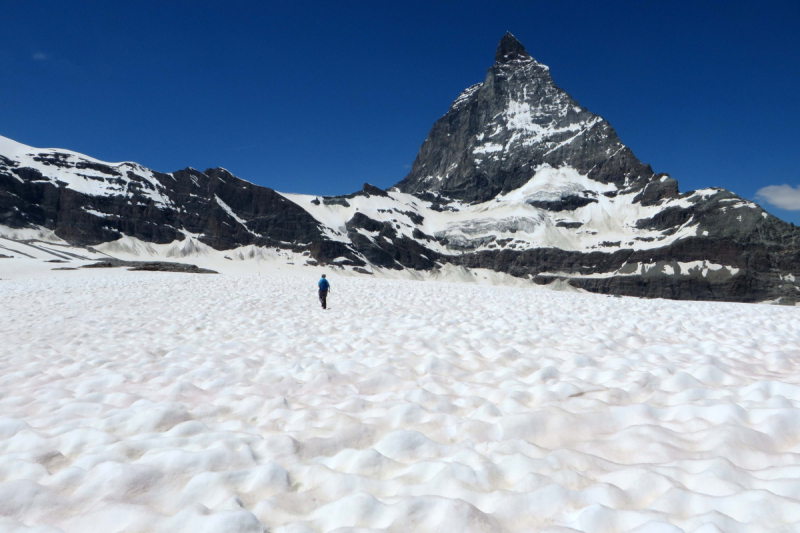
[286,166,749,255]
[0,135,173,206]
[2,272,800,532]
[0,135,336,253]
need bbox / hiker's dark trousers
[319,289,328,309]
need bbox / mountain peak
[495,32,532,64]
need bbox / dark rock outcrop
[528,196,597,212]
[345,212,439,270]
[0,156,335,263]
[82,258,217,274]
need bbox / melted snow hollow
[2,272,800,532]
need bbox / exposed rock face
[345,212,439,270]
[1,33,798,303]
[0,158,324,248]
[0,144,365,266]
[396,32,667,203]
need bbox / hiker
[318,274,330,309]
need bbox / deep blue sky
[3,1,799,223]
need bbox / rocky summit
[396,32,679,207]
[1,33,798,303]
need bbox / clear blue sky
[3,1,799,223]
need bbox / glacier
[1,270,800,532]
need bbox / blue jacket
[318,278,330,291]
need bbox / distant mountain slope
[1,34,798,303]
[0,135,366,264]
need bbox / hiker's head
[321,274,326,278]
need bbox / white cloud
[32,52,47,60]
[755,184,800,211]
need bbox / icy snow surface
[2,272,800,532]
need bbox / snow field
[1,273,800,532]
